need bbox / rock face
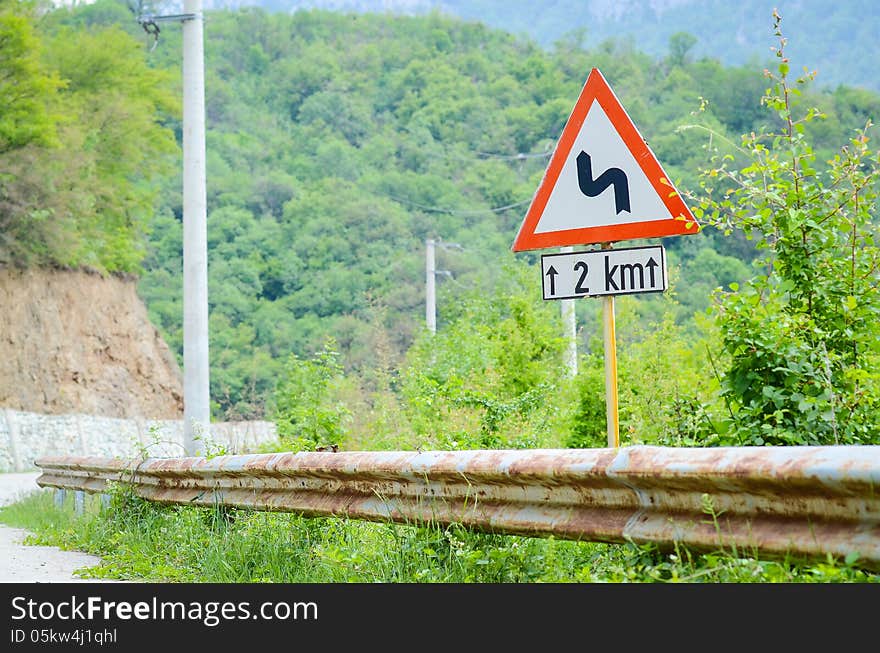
[0,267,183,419]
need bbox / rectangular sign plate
[540,245,667,300]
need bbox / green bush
[692,14,880,445]
[270,339,351,451]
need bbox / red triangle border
[512,68,699,252]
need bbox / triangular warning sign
[512,68,699,252]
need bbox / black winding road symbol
[576,151,631,214]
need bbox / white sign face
[540,245,667,300]
[533,100,673,235]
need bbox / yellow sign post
[601,245,620,448]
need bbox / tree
[667,31,697,68]
[0,1,63,265]
[0,1,61,155]
[693,12,880,445]
[0,9,179,272]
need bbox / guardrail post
[74,490,85,516]
[53,488,67,509]
[101,494,111,509]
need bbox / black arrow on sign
[576,151,631,214]
[645,257,659,287]
[545,265,558,296]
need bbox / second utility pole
[425,238,436,334]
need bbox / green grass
[1,487,877,583]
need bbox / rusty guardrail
[35,445,880,568]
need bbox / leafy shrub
[270,339,351,451]
[692,13,880,444]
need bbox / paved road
[0,472,124,583]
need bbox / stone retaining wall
[0,408,279,472]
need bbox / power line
[473,150,553,160]
[400,126,555,163]
[431,149,554,163]
[386,194,532,216]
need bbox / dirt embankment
[0,267,183,418]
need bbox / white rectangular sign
[540,245,667,300]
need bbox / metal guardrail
[35,445,880,568]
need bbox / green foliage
[670,246,752,317]
[667,32,697,68]
[610,304,724,446]
[0,3,178,272]
[0,1,61,154]
[692,13,880,444]
[271,339,351,451]
[0,1,62,266]
[259,259,577,454]
[398,261,568,450]
[3,488,878,583]
[46,25,178,271]
[565,356,606,448]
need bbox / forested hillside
[442,0,880,92]
[3,1,879,450]
[202,0,880,92]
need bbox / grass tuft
[1,486,877,583]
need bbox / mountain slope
[200,0,880,91]
[37,4,880,421]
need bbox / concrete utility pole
[182,0,209,455]
[425,239,460,334]
[425,238,436,334]
[560,246,578,377]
